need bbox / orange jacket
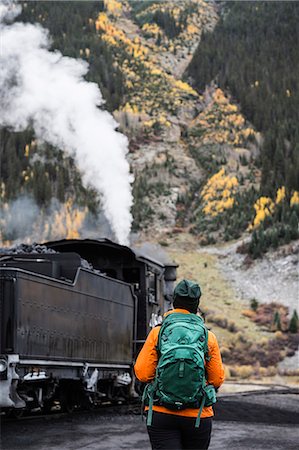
[134,309,225,418]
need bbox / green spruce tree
[290,210,299,239]
[273,311,282,331]
[289,310,298,334]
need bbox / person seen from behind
[134,279,225,450]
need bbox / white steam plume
[0,1,133,245]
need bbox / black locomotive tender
[0,239,177,412]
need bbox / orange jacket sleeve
[134,327,160,382]
[206,331,225,388]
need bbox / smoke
[0,195,115,245]
[0,196,39,242]
[134,242,174,265]
[0,1,133,245]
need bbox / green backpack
[142,312,216,427]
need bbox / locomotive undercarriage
[0,354,132,415]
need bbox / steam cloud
[0,196,115,244]
[134,242,174,265]
[0,1,133,245]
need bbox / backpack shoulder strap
[195,394,206,428]
[204,329,210,361]
[143,378,158,426]
[156,312,174,352]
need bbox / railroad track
[218,384,299,397]
[1,399,142,423]
[3,386,298,423]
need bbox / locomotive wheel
[83,394,96,411]
[59,391,75,413]
[9,408,25,419]
[43,399,54,414]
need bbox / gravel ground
[1,392,298,450]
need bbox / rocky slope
[201,239,299,315]
[94,0,260,236]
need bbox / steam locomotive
[0,239,177,413]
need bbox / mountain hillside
[0,0,298,383]
[187,1,299,195]
[186,0,299,252]
[0,0,298,252]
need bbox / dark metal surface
[0,267,134,365]
[43,239,176,342]
[0,253,82,281]
[1,239,177,374]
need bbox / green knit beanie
[173,279,201,313]
[173,279,201,300]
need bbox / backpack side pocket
[204,385,217,406]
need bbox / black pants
[147,412,212,450]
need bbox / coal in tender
[0,242,101,274]
[0,242,57,255]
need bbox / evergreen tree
[289,211,299,239]
[289,310,298,334]
[273,311,282,331]
[270,227,279,249]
